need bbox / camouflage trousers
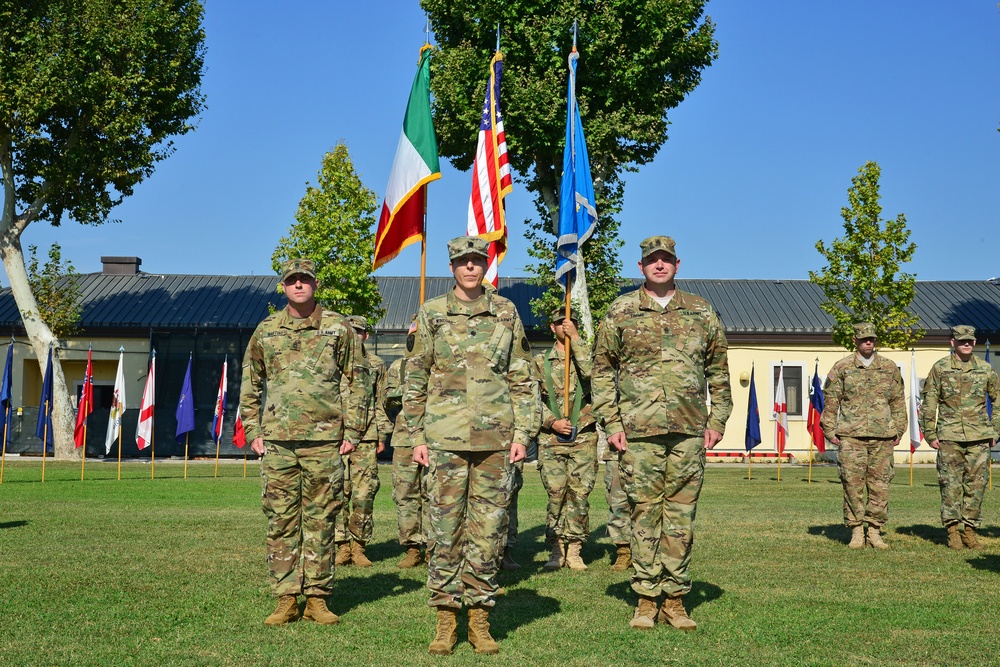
[604,455,631,546]
[426,448,514,609]
[260,440,345,597]
[837,436,896,528]
[335,441,380,544]
[537,431,599,542]
[620,434,705,598]
[936,440,991,528]
[500,461,523,550]
[392,446,428,547]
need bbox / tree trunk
[0,234,77,461]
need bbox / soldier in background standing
[603,443,632,571]
[821,322,907,549]
[404,236,539,656]
[593,235,732,632]
[241,258,366,627]
[920,325,1000,550]
[334,316,389,568]
[533,306,598,571]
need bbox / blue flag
[35,346,54,450]
[987,341,993,420]
[0,341,13,451]
[554,47,597,288]
[175,355,195,442]
[745,366,762,451]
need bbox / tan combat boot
[628,595,658,630]
[947,524,964,550]
[468,606,500,654]
[962,526,984,550]
[544,539,565,571]
[866,526,889,550]
[398,546,423,569]
[264,595,300,626]
[657,595,697,632]
[302,597,340,625]
[352,540,373,567]
[848,525,865,549]
[335,541,352,566]
[565,540,588,571]
[501,548,520,571]
[610,544,632,572]
[428,607,458,655]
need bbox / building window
[771,363,806,420]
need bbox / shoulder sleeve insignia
[520,336,530,353]
[406,333,416,352]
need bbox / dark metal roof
[2,273,1000,339]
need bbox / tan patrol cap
[952,325,976,341]
[280,258,316,282]
[347,315,368,333]
[448,236,490,260]
[639,235,677,259]
[852,322,877,339]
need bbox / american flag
[467,51,512,287]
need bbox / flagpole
[243,446,248,478]
[563,275,573,422]
[0,403,7,484]
[81,422,87,481]
[420,189,427,305]
[41,398,48,483]
[909,450,914,486]
[184,433,189,479]
[150,425,155,481]
[214,436,220,478]
[117,428,123,481]
[747,450,752,480]
[807,439,813,484]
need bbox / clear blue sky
[6,1,999,286]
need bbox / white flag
[136,352,156,450]
[909,351,922,453]
[773,364,788,454]
[105,350,127,454]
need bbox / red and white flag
[136,351,156,450]
[466,51,512,288]
[232,404,247,449]
[211,358,228,445]
[909,351,923,453]
[773,363,788,455]
[73,347,94,449]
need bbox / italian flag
[373,47,441,269]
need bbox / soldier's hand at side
[377,441,386,455]
[830,436,841,446]
[340,440,355,455]
[413,445,429,466]
[609,431,627,452]
[704,429,723,449]
[552,418,573,435]
[250,438,265,457]
[929,439,940,450]
[510,442,526,463]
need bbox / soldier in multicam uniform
[403,236,540,656]
[384,355,430,568]
[532,306,598,571]
[334,316,389,567]
[240,258,366,627]
[593,236,732,632]
[919,325,1000,550]
[820,322,907,550]
[603,439,633,571]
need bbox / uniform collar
[638,285,685,312]
[949,353,979,370]
[277,305,323,330]
[446,288,495,317]
[853,351,879,367]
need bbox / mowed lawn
[2,460,999,666]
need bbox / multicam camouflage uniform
[335,346,388,546]
[920,332,1000,529]
[593,284,732,599]
[821,345,906,529]
[240,305,366,598]
[385,357,429,549]
[403,288,540,609]
[603,444,631,549]
[532,338,598,544]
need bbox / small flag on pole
[232,405,246,449]
[745,366,762,451]
[0,341,14,452]
[211,358,228,445]
[466,50,512,288]
[136,351,156,450]
[73,347,94,449]
[773,363,788,455]
[175,355,195,443]
[806,361,826,453]
[105,349,127,454]
[909,351,923,453]
[35,346,54,452]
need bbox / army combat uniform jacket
[820,352,907,439]
[240,306,367,444]
[403,290,540,451]
[531,339,596,451]
[920,353,1000,443]
[593,287,732,438]
[359,349,392,444]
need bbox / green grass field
[1,460,999,666]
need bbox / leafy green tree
[422,0,718,336]
[810,161,924,350]
[26,243,82,340]
[0,0,205,460]
[272,143,385,321]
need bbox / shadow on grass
[604,579,723,612]
[967,554,1000,573]
[976,526,1000,538]
[366,538,411,565]
[491,588,560,640]
[332,572,423,615]
[497,523,548,589]
[895,524,944,545]
[807,523,850,545]
[0,520,28,530]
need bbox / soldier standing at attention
[384,355,429,568]
[603,441,633,571]
[404,236,539,656]
[820,322,907,549]
[240,259,366,627]
[533,306,598,571]
[334,316,389,568]
[920,325,1000,550]
[593,236,732,632]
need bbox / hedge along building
[1,259,998,462]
